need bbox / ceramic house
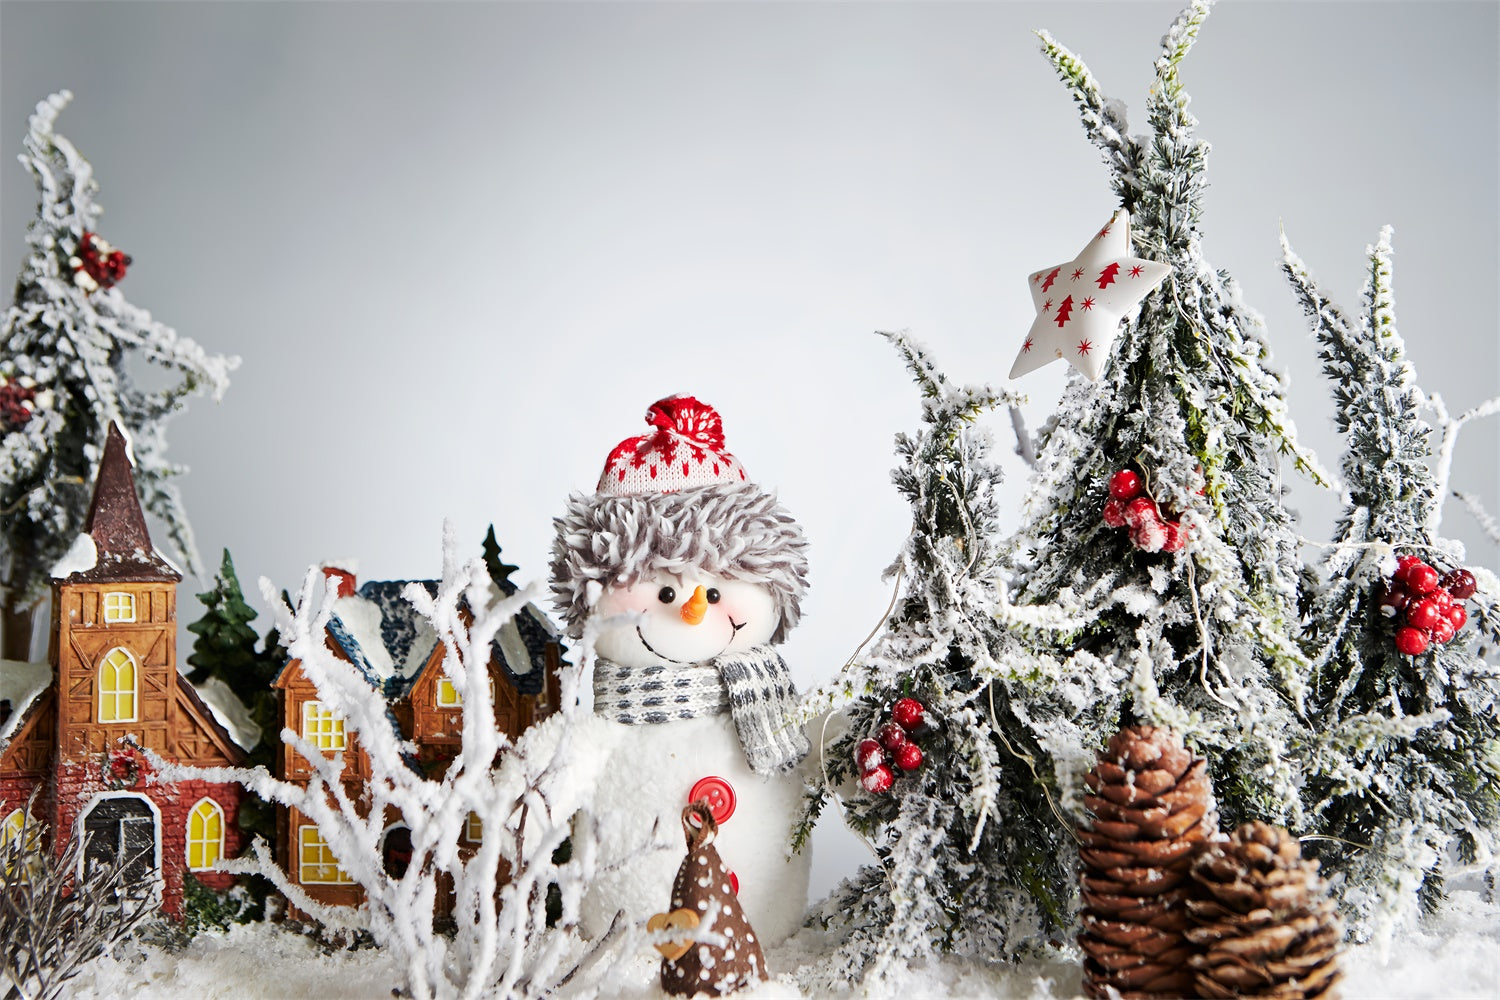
[272,562,563,911]
[0,425,249,917]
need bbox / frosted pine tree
[798,333,1117,985]
[1284,228,1500,944]
[0,91,236,659]
[1006,0,1326,833]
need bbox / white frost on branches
[149,525,655,1000]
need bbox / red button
[729,870,740,894]
[688,776,736,824]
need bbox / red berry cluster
[854,697,927,795]
[70,231,131,291]
[1380,555,1478,656]
[1100,468,1188,553]
[0,378,37,431]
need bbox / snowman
[552,395,812,946]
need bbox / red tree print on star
[1054,295,1075,328]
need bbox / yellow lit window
[1,810,24,850]
[98,648,138,723]
[102,592,137,623]
[186,799,224,871]
[436,677,462,707]
[301,701,346,750]
[298,825,353,884]
[465,812,483,842]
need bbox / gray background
[3,1,1496,899]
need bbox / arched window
[98,648,138,723]
[1,809,24,850]
[185,799,224,871]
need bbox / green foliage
[177,873,257,941]
[1285,228,1500,943]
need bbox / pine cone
[1185,821,1342,999]
[1078,725,1218,1000]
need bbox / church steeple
[57,422,179,584]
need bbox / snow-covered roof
[50,532,98,578]
[327,581,441,698]
[0,659,53,743]
[192,675,260,751]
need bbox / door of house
[81,796,157,888]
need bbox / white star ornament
[1008,210,1171,382]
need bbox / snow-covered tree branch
[148,526,654,1000]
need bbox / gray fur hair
[551,481,809,644]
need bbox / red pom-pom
[1101,498,1128,528]
[876,722,908,752]
[1406,597,1443,631]
[1123,496,1160,528]
[1109,469,1143,501]
[894,741,924,772]
[891,697,925,732]
[1443,569,1477,601]
[1394,627,1430,656]
[855,738,884,771]
[1445,604,1468,631]
[860,764,895,794]
[1433,616,1457,645]
[1406,563,1440,596]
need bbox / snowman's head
[551,397,808,652]
[552,479,808,650]
[593,573,778,668]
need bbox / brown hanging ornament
[1185,821,1343,999]
[649,800,768,997]
[1077,725,1219,1000]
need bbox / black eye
[705,588,720,604]
[657,586,676,604]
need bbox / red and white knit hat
[553,395,809,644]
[597,396,749,496]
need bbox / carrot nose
[681,585,708,625]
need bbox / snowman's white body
[579,573,811,945]
[580,713,810,945]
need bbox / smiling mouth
[635,618,745,664]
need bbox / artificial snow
[48,530,97,578]
[0,657,51,742]
[58,887,1500,998]
[192,675,260,751]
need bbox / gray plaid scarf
[592,644,809,775]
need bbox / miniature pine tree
[0,91,236,660]
[799,333,1103,984]
[1008,1,1325,835]
[186,550,264,700]
[186,550,283,847]
[1284,227,1500,943]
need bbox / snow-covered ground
[65,886,1500,999]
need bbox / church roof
[53,423,180,584]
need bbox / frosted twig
[1008,404,1037,468]
[1427,392,1500,532]
[1455,492,1500,547]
